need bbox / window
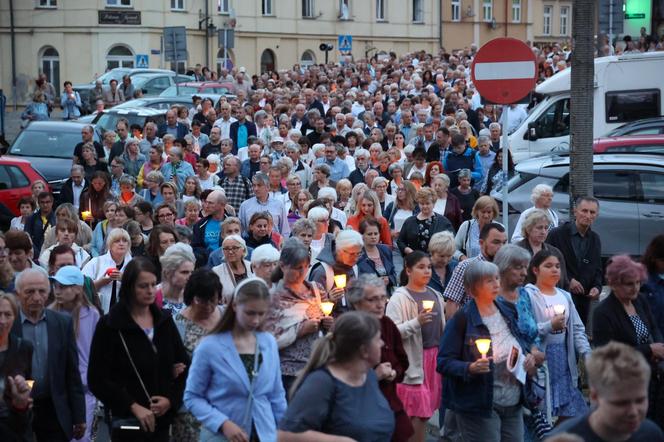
[594,171,636,201]
[142,77,172,95]
[376,0,385,20]
[262,0,273,15]
[106,45,134,70]
[37,0,57,7]
[217,48,235,73]
[543,5,552,35]
[639,173,664,203]
[560,6,569,35]
[7,166,30,189]
[534,98,570,138]
[171,0,185,10]
[451,0,460,21]
[217,0,230,13]
[106,0,132,7]
[301,50,316,67]
[482,0,492,21]
[169,61,186,74]
[260,49,276,73]
[511,0,521,22]
[302,0,314,17]
[605,89,661,123]
[0,167,11,190]
[39,46,60,96]
[412,0,424,22]
[338,0,350,20]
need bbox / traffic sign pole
[172,31,179,96]
[501,107,509,230]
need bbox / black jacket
[592,292,663,360]
[396,213,454,255]
[58,178,88,207]
[229,120,257,154]
[23,209,56,260]
[546,222,603,295]
[11,310,85,440]
[0,335,33,442]
[88,302,189,426]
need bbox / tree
[569,0,595,215]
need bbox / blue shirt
[204,218,221,252]
[237,124,248,149]
[315,157,350,182]
[20,309,49,397]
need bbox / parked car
[112,94,224,111]
[129,73,194,98]
[0,156,49,216]
[550,135,664,155]
[2,121,97,195]
[606,116,664,136]
[160,81,236,97]
[73,68,179,114]
[494,153,664,257]
[91,107,166,136]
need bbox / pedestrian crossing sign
[135,54,149,68]
[338,35,352,52]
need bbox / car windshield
[93,113,165,134]
[8,127,83,159]
[160,86,198,97]
[95,69,131,85]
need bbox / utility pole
[569,0,596,214]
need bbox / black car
[3,121,100,194]
[91,107,167,136]
[607,116,664,136]
[112,93,224,111]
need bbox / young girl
[525,249,591,421]
[10,197,35,231]
[50,266,101,442]
[181,176,202,204]
[386,251,445,442]
[184,278,287,441]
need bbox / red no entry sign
[471,37,537,105]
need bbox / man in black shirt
[552,342,664,441]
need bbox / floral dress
[416,216,434,251]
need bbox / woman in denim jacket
[437,260,536,442]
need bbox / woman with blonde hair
[335,179,352,212]
[347,190,393,247]
[458,120,477,148]
[455,196,501,260]
[343,182,369,218]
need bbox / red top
[346,213,393,247]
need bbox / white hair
[318,187,338,202]
[250,244,280,265]
[335,229,364,250]
[530,184,554,204]
[307,206,329,222]
[15,267,49,292]
[160,243,195,276]
[354,148,370,160]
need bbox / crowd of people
[2,41,664,442]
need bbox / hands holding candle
[417,300,436,325]
[319,301,335,336]
[551,304,566,331]
[328,274,347,306]
[469,338,492,375]
[81,210,92,221]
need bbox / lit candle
[553,304,566,315]
[26,380,35,390]
[320,301,335,317]
[333,274,347,289]
[422,300,435,312]
[475,338,491,359]
[81,210,92,221]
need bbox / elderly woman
[308,163,335,199]
[176,199,201,228]
[264,238,333,393]
[171,268,223,441]
[121,138,146,178]
[212,234,254,303]
[438,261,535,442]
[43,202,94,252]
[137,144,165,190]
[431,174,463,231]
[511,184,559,243]
[281,174,303,226]
[427,231,459,295]
[154,243,195,315]
[250,244,280,289]
[89,201,122,257]
[347,274,414,442]
[388,162,405,195]
[159,182,184,218]
[139,170,165,207]
[82,228,132,313]
[117,175,144,207]
[397,188,454,256]
[162,146,195,195]
[334,178,352,212]
[358,218,397,294]
[372,176,396,215]
[290,217,316,255]
[455,196,501,260]
[592,255,664,428]
[347,190,393,247]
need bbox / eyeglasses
[223,246,242,253]
[194,296,219,306]
[158,213,174,219]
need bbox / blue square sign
[135,54,149,68]
[338,35,352,52]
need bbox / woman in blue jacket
[184,277,287,441]
[437,260,536,442]
[357,218,397,294]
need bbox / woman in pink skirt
[386,251,446,441]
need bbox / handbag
[110,331,153,441]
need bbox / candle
[333,274,347,289]
[26,380,35,390]
[553,304,565,315]
[81,210,92,221]
[475,338,492,359]
[320,301,335,317]
[422,300,435,312]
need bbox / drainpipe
[205,0,210,69]
[10,0,17,110]
[440,0,444,50]
[504,0,508,37]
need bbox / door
[528,97,571,157]
[40,47,61,96]
[636,171,664,252]
[0,165,32,216]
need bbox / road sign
[163,26,187,62]
[135,54,149,68]
[218,29,235,49]
[471,37,537,105]
[338,35,352,52]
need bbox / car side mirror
[527,122,538,141]
[142,89,148,94]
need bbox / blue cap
[50,265,84,286]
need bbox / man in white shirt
[213,102,237,140]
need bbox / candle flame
[321,301,335,316]
[333,274,347,289]
[475,338,491,357]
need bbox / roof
[19,120,91,132]
[101,107,167,116]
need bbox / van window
[554,170,636,201]
[606,89,660,123]
[534,98,570,139]
[638,172,664,203]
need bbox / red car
[0,157,49,216]
[593,135,664,154]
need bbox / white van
[508,51,664,163]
